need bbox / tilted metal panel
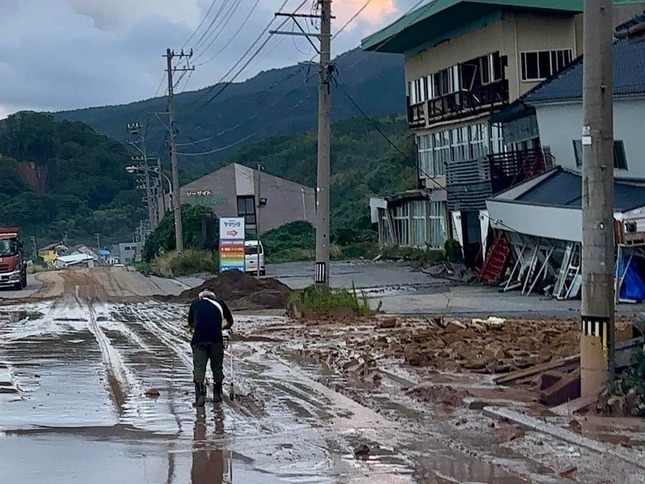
[446,156,492,211]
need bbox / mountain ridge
[54,49,406,172]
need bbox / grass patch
[146,249,219,278]
[27,264,49,274]
[289,284,381,318]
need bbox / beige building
[363,0,641,266]
[180,163,316,234]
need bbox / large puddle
[0,300,534,483]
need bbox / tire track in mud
[77,297,142,417]
[117,303,276,423]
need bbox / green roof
[361,0,584,54]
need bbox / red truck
[0,227,27,290]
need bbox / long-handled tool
[222,329,235,401]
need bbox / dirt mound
[164,270,292,311]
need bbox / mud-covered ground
[0,268,644,483]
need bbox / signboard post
[219,217,245,273]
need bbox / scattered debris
[145,388,161,398]
[354,444,371,460]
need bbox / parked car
[244,240,265,276]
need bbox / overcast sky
[0,0,420,119]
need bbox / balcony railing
[407,80,510,129]
[488,148,554,195]
[407,99,425,129]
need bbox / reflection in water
[191,408,230,484]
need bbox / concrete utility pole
[255,164,264,277]
[127,122,157,232]
[271,0,333,287]
[164,48,194,255]
[315,0,332,287]
[95,233,101,250]
[580,0,615,397]
[31,236,37,261]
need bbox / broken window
[521,49,573,81]
[573,139,628,170]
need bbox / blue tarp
[618,255,645,301]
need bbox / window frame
[521,49,573,82]
[573,139,628,170]
[236,195,256,226]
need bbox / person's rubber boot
[213,381,223,404]
[194,382,206,407]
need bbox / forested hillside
[55,49,405,172]
[0,112,144,247]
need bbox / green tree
[143,205,218,262]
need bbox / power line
[181,0,307,118]
[183,0,219,49]
[330,71,443,189]
[192,0,235,53]
[196,0,262,66]
[333,0,374,39]
[193,0,244,61]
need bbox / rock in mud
[378,317,399,329]
[145,388,161,398]
[354,444,370,460]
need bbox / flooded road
[0,269,535,483]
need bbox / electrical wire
[330,71,443,189]
[192,0,244,62]
[181,0,306,118]
[193,0,235,53]
[333,0,374,40]
[196,0,262,66]
[183,0,219,49]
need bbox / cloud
[0,0,414,116]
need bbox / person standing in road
[188,289,234,406]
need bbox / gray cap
[199,290,216,300]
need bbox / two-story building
[363,0,642,266]
[485,15,645,300]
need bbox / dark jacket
[188,298,233,345]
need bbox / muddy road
[0,268,642,483]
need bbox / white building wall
[534,99,645,178]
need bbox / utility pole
[272,0,332,287]
[255,164,264,277]
[580,0,615,397]
[31,236,37,262]
[164,48,194,255]
[95,233,101,250]
[156,157,166,223]
[127,122,157,232]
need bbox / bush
[380,245,445,265]
[263,221,316,263]
[149,249,218,278]
[289,284,381,317]
[444,239,463,263]
[600,351,645,417]
[338,241,380,260]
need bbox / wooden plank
[493,355,580,386]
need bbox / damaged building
[363,0,642,267]
[483,20,645,301]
